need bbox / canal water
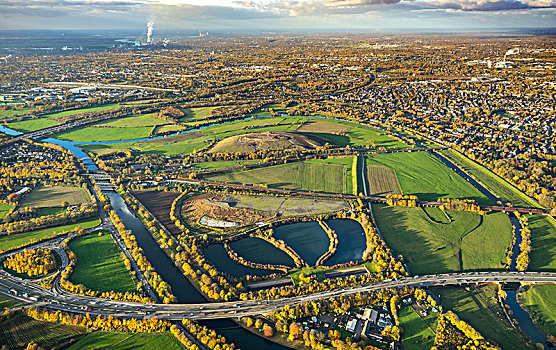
[1,117,549,347]
[431,150,550,348]
[106,192,290,350]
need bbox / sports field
[399,306,437,350]
[67,331,186,350]
[209,160,347,194]
[20,185,90,208]
[365,151,492,204]
[0,315,85,349]
[0,218,100,252]
[519,285,556,337]
[372,204,512,274]
[431,285,528,349]
[366,165,402,196]
[527,214,556,271]
[438,149,540,208]
[68,232,137,294]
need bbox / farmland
[399,306,437,350]
[132,191,181,235]
[527,214,556,271]
[366,164,402,196]
[180,106,220,122]
[68,231,137,294]
[209,161,346,194]
[438,149,540,208]
[365,151,492,204]
[0,314,85,349]
[3,118,59,132]
[53,113,167,142]
[19,185,90,208]
[431,285,528,349]
[519,285,556,337]
[372,204,512,274]
[0,218,100,252]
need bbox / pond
[324,219,366,266]
[273,221,330,266]
[230,237,296,268]
[203,244,277,278]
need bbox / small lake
[273,221,330,266]
[324,219,366,266]
[230,237,296,267]
[203,244,276,278]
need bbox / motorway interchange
[1,267,555,321]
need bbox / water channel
[430,150,550,348]
[107,192,289,350]
[1,115,550,347]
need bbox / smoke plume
[147,21,154,43]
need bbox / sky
[0,0,554,31]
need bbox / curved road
[0,269,554,320]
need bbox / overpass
[0,270,554,320]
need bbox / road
[1,269,554,321]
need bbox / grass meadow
[67,331,186,350]
[68,232,137,294]
[372,204,512,274]
[20,185,90,208]
[0,218,100,252]
[366,151,492,204]
[431,285,528,349]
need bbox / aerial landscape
[0,1,555,349]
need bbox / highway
[1,269,554,321]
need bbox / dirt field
[366,165,402,196]
[132,191,181,236]
[182,193,271,227]
[295,120,352,134]
[208,131,323,153]
[20,186,90,208]
[212,194,349,216]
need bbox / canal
[107,192,290,350]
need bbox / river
[106,192,289,350]
[1,116,549,347]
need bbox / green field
[180,106,220,122]
[431,285,528,349]
[0,218,100,252]
[0,106,35,119]
[372,205,512,274]
[4,118,59,132]
[248,103,292,117]
[519,285,556,337]
[190,160,260,171]
[209,158,352,194]
[81,116,406,156]
[67,331,185,350]
[0,296,23,311]
[399,306,437,350]
[20,185,90,208]
[0,203,14,220]
[53,113,167,142]
[527,214,556,271]
[0,315,85,349]
[42,103,120,119]
[438,149,540,208]
[68,232,137,294]
[365,151,493,204]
